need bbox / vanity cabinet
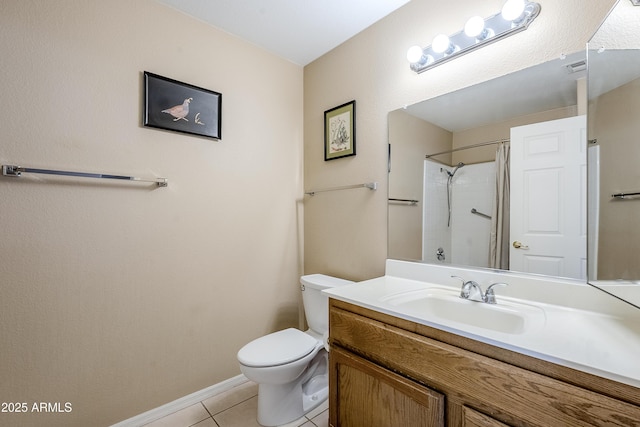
[331,347,444,426]
[328,299,640,427]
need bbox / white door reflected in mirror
[509,116,587,280]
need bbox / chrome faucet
[451,276,508,304]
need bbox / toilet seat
[238,328,319,368]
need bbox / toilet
[237,274,353,426]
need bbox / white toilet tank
[300,274,353,335]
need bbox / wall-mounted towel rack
[305,182,377,196]
[612,192,640,199]
[471,208,491,219]
[389,198,418,205]
[2,165,168,187]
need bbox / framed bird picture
[143,71,222,140]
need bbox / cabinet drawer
[330,305,640,426]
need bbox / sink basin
[379,288,545,334]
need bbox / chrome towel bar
[389,198,418,205]
[2,165,168,187]
[471,208,491,219]
[612,192,640,199]
[305,182,377,196]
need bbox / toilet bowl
[237,274,352,426]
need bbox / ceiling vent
[566,60,587,74]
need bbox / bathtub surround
[422,160,496,267]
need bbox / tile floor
[142,381,329,427]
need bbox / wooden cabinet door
[329,347,444,427]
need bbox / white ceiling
[156,0,410,66]
[156,0,639,132]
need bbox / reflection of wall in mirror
[388,109,451,260]
[590,77,640,279]
[451,105,578,165]
[388,105,579,263]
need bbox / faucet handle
[485,282,508,304]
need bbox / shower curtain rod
[425,138,509,159]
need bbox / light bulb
[406,45,424,63]
[501,0,526,21]
[464,16,485,38]
[432,34,451,54]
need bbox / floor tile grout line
[195,401,221,427]
[200,401,214,418]
[188,413,218,427]
[203,393,258,417]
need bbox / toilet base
[256,351,328,426]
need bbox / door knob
[512,241,529,250]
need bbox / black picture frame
[324,100,356,161]
[143,71,222,140]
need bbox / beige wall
[0,1,302,426]
[388,110,452,260]
[304,0,615,281]
[590,78,640,279]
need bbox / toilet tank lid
[237,328,319,367]
[300,274,353,290]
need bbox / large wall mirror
[388,0,640,307]
[587,0,640,306]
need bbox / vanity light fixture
[407,0,541,74]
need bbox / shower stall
[423,159,496,268]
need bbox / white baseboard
[111,374,249,427]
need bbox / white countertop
[324,260,640,389]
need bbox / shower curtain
[489,143,510,269]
